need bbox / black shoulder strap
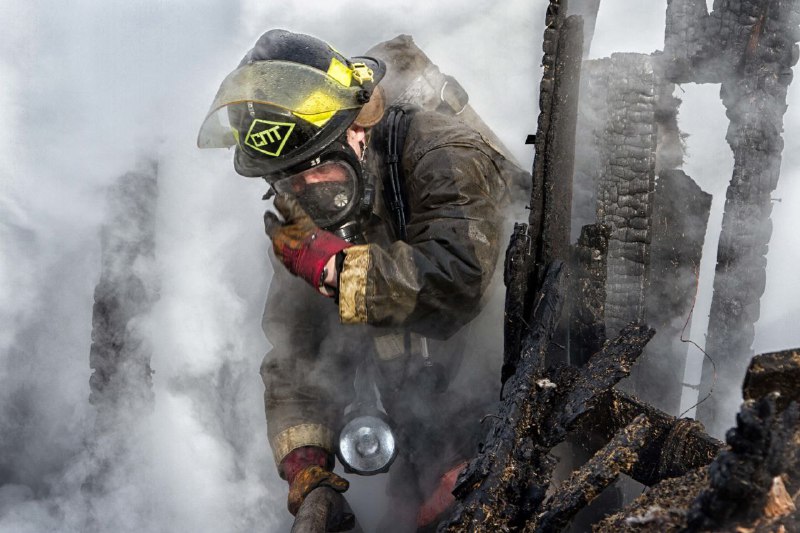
[384,105,417,241]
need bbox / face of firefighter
[272,125,369,232]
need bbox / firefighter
[198,29,515,530]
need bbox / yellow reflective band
[295,89,343,116]
[327,57,352,87]
[293,110,335,128]
[231,128,240,146]
[244,119,295,157]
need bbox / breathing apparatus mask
[267,134,375,243]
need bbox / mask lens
[273,161,358,228]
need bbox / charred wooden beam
[538,14,583,270]
[569,223,609,366]
[582,389,722,487]
[503,223,535,384]
[504,0,573,376]
[89,161,159,425]
[663,0,718,83]
[530,2,584,369]
[743,348,800,411]
[443,261,566,531]
[594,468,710,532]
[698,0,800,436]
[528,414,652,533]
[688,395,800,530]
[529,0,584,288]
[637,169,711,415]
[574,53,658,343]
[596,53,657,338]
[549,325,655,437]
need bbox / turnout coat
[260,109,518,500]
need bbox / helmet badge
[244,119,296,157]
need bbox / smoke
[673,83,734,418]
[0,1,542,532]
[2,1,798,531]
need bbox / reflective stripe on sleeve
[272,423,336,468]
[339,244,370,324]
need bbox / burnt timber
[89,161,158,423]
[441,260,658,531]
[441,0,800,531]
[683,0,800,435]
[596,349,800,532]
[83,161,159,526]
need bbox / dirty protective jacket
[260,109,513,473]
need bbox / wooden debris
[584,390,722,487]
[441,261,567,532]
[441,0,800,530]
[763,476,796,519]
[743,349,800,411]
[688,395,800,530]
[440,257,654,531]
[527,414,652,533]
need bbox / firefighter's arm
[337,144,504,339]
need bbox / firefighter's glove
[264,194,351,295]
[281,447,348,516]
[287,465,350,516]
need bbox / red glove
[416,461,467,527]
[281,446,349,516]
[264,194,351,294]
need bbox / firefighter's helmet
[197,29,386,179]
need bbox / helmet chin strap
[261,182,276,201]
[358,139,368,162]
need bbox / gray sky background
[0,1,798,531]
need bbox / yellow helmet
[198,30,385,178]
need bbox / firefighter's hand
[288,465,350,516]
[264,194,350,295]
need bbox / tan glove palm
[288,465,350,516]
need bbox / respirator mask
[269,137,374,243]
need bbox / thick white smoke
[1,1,798,531]
[0,1,538,532]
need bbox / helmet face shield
[197,60,367,150]
[273,160,360,228]
[198,51,385,178]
